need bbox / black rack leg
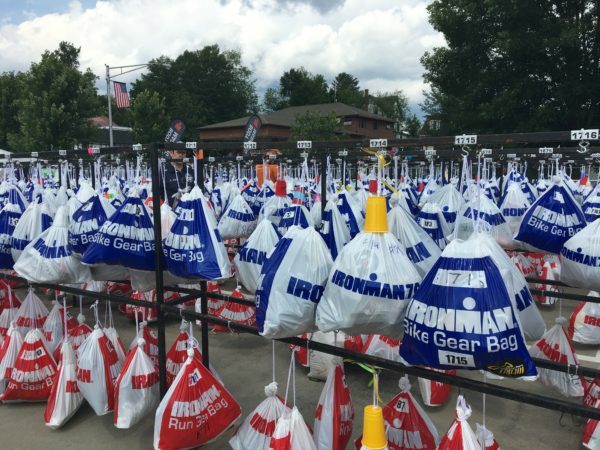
[200,280,209,368]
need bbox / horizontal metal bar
[529,288,598,303]
[526,277,570,288]
[164,304,600,421]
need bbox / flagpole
[106,64,114,147]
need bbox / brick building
[197,102,395,141]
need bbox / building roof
[198,102,395,130]
[88,116,132,132]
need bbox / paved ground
[0,287,594,450]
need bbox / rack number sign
[539,147,553,154]
[424,149,436,157]
[481,148,492,155]
[370,139,388,148]
[571,129,599,140]
[58,150,67,156]
[185,141,197,149]
[243,141,257,151]
[297,141,312,149]
[454,134,477,145]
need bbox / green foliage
[0,72,23,149]
[370,90,409,124]
[97,94,132,127]
[331,72,363,107]
[131,45,257,135]
[291,111,340,141]
[130,90,169,143]
[422,1,600,133]
[279,67,330,107]
[404,114,422,136]
[6,42,99,151]
[261,87,287,112]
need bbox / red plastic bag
[153,347,241,449]
[529,318,586,397]
[583,397,600,449]
[44,341,83,428]
[1,328,57,402]
[124,291,158,322]
[569,292,600,344]
[417,368,455,407]
[114,338,159,428]
[476,423,500,450]
[213,287,256,332]
[355,376,440,450]
[0,288,21,338]
[584,378,600,408]
[0,323,24,395]
[270,406,316,450]
[15,288,48,335]
[438,396,480,450]
[129,322,159,368]
[230,381,290,450]
[362,334,401,362]
[76,326,123,415]
[313,364,354,450]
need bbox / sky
[0,0,445,116]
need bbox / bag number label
[424,149,436,157]
[243,141,257,150]
[438,350,475,367]
[370,138,388,148]
[539,147,553,154]
[571,129,599,140]
[454,134,477,145]
[297,140,312,149]
[481,148,492,155]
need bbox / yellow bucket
[364,196,388,233]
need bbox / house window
[373,121,378,130]
[359,119,366,128]
[343,120,352,126]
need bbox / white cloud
[0,0,444,111]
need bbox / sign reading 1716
[454,134,477,145]
[571,129,599,140]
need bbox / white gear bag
[229,381,291,450]
[44,340,83,428]
[437,396,480,450]
[114,337,160,429]
[569,292,600,344]
[316,197,421,337]
[388,204,441,278]
[11,198,53,263]
[319,195,351,261]
[234,219,281,294]
[14,205,91,284]
[0,323,23,395]
[76,325,123,415]
[256,226,332,339]
[560,219,600,291]
[528,318,586,397]
[15,287,49,336]
[218,194,257,240]
[498,182,531,236]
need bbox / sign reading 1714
[571,129,599,140]
[454,134,477,145]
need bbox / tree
[404,114,422,136]
[131,45,257,135]
[421,1,600,133]
[0,72,23,149]
[330,72,363,107]
[371,90,409,124]
[130,90,169,143]
[291,111,340,141]
[7,42,99,151]
[279,67,330,107]
[97,94,132,127]
[261,87,286,112]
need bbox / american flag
[113,81,131,108]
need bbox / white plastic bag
[0,323,23,395]
[437,396,480,450]
[15,288,49,336]
[319,196,351,261]
[256,226,332,339]
[229,382,290,450]
[499,182,530,236]
[569,292,600,344]
[76,326,123,415]
[529,318,586,397]
[114,337,160,429]
[44,341,83,428]
[416,202,450,249]
[234,219,280,294]
[560,219,600,291]
[14,205,91,284]
[316,226,421,338]
[11,198,53,263]
[313,364,354,450]
[269,406,317,450]
[219,194,257,239]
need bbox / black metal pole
[150,144,168,398]
[196,148,210,369]
[90,162,96,190]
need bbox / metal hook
[577,140,590,154]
